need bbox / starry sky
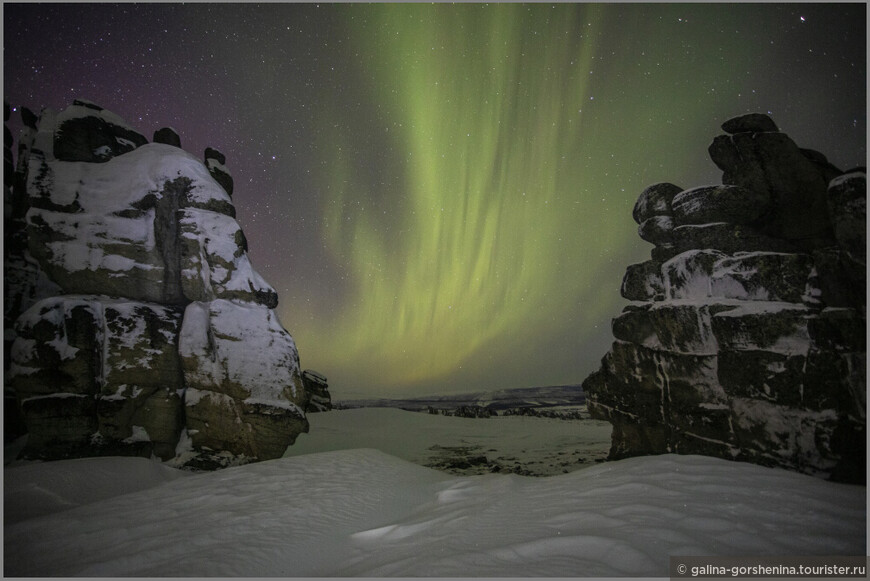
[4,3,866,399]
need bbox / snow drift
[4,410,864,577]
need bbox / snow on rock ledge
[5,101,310,468]
[179,300,308,468]
[9,295,185,460]
[584,113,866,483]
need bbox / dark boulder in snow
[5,101,311,468]
[584,113,866,483]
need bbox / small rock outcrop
[5,100,310,468]
[153,127,182,148]
[584,113,865,483]
[301,370,332,413]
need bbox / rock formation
[583,113,865,484]
[301,370,332,412]
[5,100,310,468]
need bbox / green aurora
[3,3,865,398]
[289,3,764,395]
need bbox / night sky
[4,3,866,399]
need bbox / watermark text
[671,556,868,578]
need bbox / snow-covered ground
[4,409,865,577]
[284,407,613,475]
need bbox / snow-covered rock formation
[4,100,310,468]
[583,113,865,483]
[301,370,332,413]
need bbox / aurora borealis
[316,4,613,388]
[4,3,866,398]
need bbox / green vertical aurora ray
[292,3,757,394]
[303,4,620,391]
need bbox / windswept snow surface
[4,410,865,577]
[4,456,186,525]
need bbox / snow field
[4,409,865,577]
[4,455,186,525]
[284,407,613,475]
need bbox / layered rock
[301,370,332,413]
[5,100,310,468]
[584,114,865,483]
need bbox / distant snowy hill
[339,384,586,412]
[5,410,865,577]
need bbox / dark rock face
[632,182,681,224]
[153,127,182,148]
[204,147,233,197]
[721,112,779,134]
[52,102,149,163]
[5,103,61,429]
[638,215,674,245]
[11,297,185,460]
[671,185,770,226]
[827,173,866,264]
[5,101,310,468]
[21,107,38,130]
[204,147,226,165]
[668,222,800,258]
[584,113,866,483]
[708,115,840,246]
[621,260,666,302]
[4,103,13,185]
